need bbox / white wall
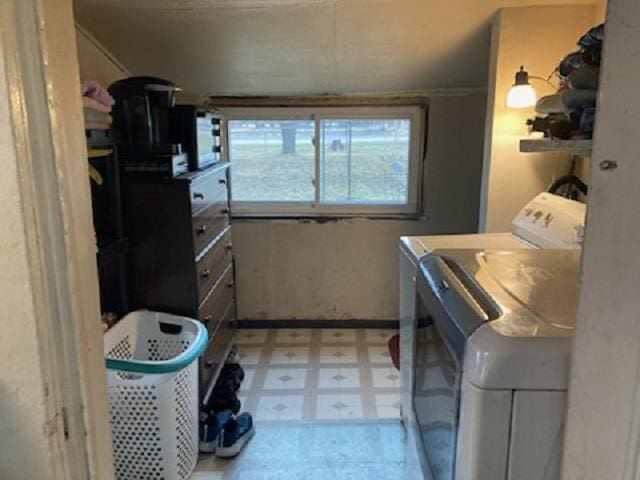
[75,26,205,106]
[75,25,128,87]
[233,93,487,321]
[480,5,601,232]
[74,0,599,97]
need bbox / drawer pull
[225,243,233,251]
[205,360,214,368]
[193,192,204,200]
[196,224,207,235]
[203,315,212,325]
[226,281,235,288]
[218,178,227,185]
[201,269,211,279]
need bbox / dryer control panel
[512,193,586,249]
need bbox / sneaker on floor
[220,363,245,384]
[216,413,255,458]
[199,409,234,453]
[214,369,243,393]
[206,384,241,414]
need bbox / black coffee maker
[109,77,188,176]
[109,76,182,155]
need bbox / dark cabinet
[122,163,236,405]
[88,135,128,317]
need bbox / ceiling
[73,0,600,96]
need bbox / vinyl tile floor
[194,328,407,479]
[233,328,401,423]
[194,422,410,480]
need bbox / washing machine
[398,193,586,479]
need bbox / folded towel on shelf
[578,24,605,50]
[567,66,600,90]
[87,148,113,159]
[84,122,111,131]
[82,96,112,113]
[80,79,115,107]
[579,107,597,134]
[84,108,112,125]
[557,51,585,80]
[535,95,564,115]
[536,90,597,119]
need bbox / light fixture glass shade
[506,84,537,109]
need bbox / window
[224,106,425,216]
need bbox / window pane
[320,119,411,204]
[229,120,315,202]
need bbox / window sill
[230,212,424,222]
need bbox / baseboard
[236,319,399,329]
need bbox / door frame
[561,0,640,478]
[0,0,113,478]
[5,0,640,479]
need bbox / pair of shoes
[199,409,255,457]
[214,364,245,393]
[199,409,234,453]
[220,363,245,385]
[205,363,247,414]
[216,412,255,458]
[207,385,241,414]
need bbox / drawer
[192,199,230,256]
[195,229,233,302]
[197,263,235,336]
[200,302,236,401]
[190,167,228,216]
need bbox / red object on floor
[388,334,400,371]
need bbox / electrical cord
[548,175,588,199]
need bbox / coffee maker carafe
[109,76,182,154]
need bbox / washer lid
[432,249,581,338]
[400,232,531,264]
[479,249,580,336]
[426,249,582,390]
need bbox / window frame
[221,105,425,218]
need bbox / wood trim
[208,95,430,108]
[0,0,114,478]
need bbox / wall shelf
[519,138,592,156]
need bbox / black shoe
[216,413,255,458]
[199,409,234,453]
[214,372,242,393]
[220,363,245,383]
[206,385,241,415]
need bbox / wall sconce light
[506,66,537,109]
[506,66,557,109]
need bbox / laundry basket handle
[105,320,208,374]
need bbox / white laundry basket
[104,310,208,480]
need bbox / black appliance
[121,152,189,177]
[169,105,222,171]
[109,76,181,149]
[87,132,128,316]
[109,76,187,178]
